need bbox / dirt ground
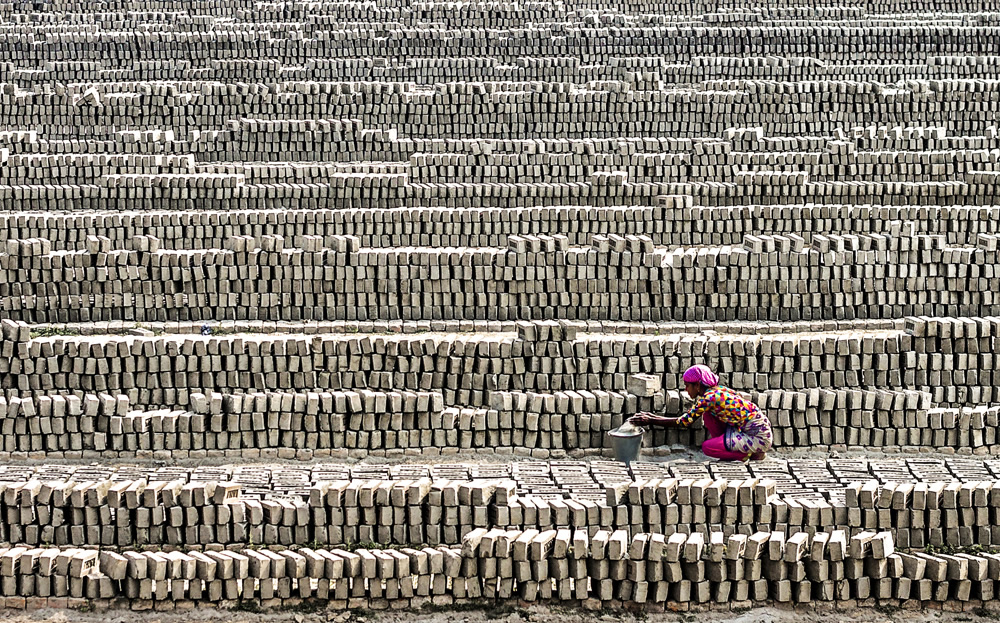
[0,604,996,623]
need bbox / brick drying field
[1,0,1000,618]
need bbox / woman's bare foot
[750,451,767,461]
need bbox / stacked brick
[846,480,1000,550]
[102,389,447,456]
[0,479,245,548]
[0,473,994,554]
[0,476,823,549]
[0,384,996,460]
[11,81,1000,149]
[4,10,1000,225]
[0,529,939,611]
[1,231,999,324]
[0,467,1000,606]
[1,318,1000,419]
[0,477,779,548]
[2,127,1000,210]
[0,547,112,603]
[487,387,959,452]
[0,206,675,251]
[0,528,992,610]
[2,203,999,253]
[0,0,998,613]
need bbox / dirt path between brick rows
[0,605,991,623]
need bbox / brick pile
[0,0,995,613]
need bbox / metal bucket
[608,426,645,464]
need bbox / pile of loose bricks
[0,0,999,615]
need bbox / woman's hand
[629,413,656,426]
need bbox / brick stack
[3,320,1000,411]
[0,384,996,461]
[0,529,925,611]
[2,227,999,323]
[0,0,996,613]
[0,527,992,611]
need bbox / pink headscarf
[683,364,719,387]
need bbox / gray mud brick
[898,553,926,580]
[725,535,747,561]
[683,533,705,562]
[99,552,128,580]
[828,531,847,562]
[189,552,218,581]
[915,554,948,582]
[513,530,541,562]
[590,531,610,560]
[784,533,808,562]
[627,374,661,397]
[69,551,98,578]
[204,552,234,579]
[871,533,895,559]
[849,531,877,559]
[744,533,769,561]
[607,531,629,561]
[810,533,829,560]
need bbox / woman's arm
[630,391,720,428]
[629,413,682,427]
